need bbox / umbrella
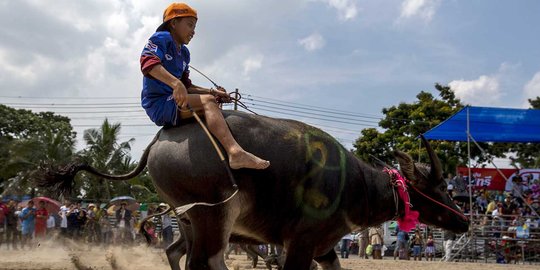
[108,196,139,214]
[18,196,61,214]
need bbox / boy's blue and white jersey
[141,31,190,126]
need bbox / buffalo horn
[420,134,442,179]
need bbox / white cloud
[243,55,264,76]
[313,0,358,21]
[298,33,326,52]
[449,75,501,106]
[399,0,441,22]
[524,71,540,99]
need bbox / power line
[245,94,383,119]
[241,107,379,128]
[243,101,380,124]
[0,95,139,100]
[246,96,383,120]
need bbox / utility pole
[234,88,239,110]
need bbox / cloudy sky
[1,0,539,163]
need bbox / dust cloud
[0,239,538,270]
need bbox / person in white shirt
[58,201,70,237]
[46,214,56,239]
[159,203,173,248]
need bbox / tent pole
[466,106,475,260]
[418,139,422,162]
[466,107,474,221]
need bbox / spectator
[453,172,467,194]
[19,200,36,249]
[86,204,98,243]
[495,190,505,203]
[5,200,20,250]
[67,203,80,238]
[115,202,132,244]
[486,199,497,215]
[35,200,49,239]
[425,234,435,261]
[357,229,369,259]
[476,193,488,213]
[158,203,173,248]
[394,227,409,260]
[491,203,504,237]
[143,220,157,246]
[0,198,7,247]
[511,176,524,203]
[46,213,56,239]
[446,173,455,197]
[368,226,384,259]
[411,229,424,261]
[75,203,87,239]
[99,213,112,246]
[340,233,353,259]
[443,230,456,262]
[58,201,70,238]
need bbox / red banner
[457,167,517,191]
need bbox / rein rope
[189,64,258,115]
[407,184,469,221]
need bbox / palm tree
[2,129,75,197]
[79,119,135,201]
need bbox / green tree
[353,84,508,174]
[76,119,158,202]
[509,96,540,168]
[0,105,75,195]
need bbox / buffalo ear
[394,150,417,184]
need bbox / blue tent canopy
[424,106,540,142]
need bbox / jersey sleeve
[140,34,168,76]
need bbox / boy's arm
[188,84,231,103]
[148,65,189,108]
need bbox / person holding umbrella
[35,200,49,239]
[115,202,132,244]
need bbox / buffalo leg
[314,249,341,270]
[166,233,188,270]
[242,244,260,268]
[178,218,195,270]
[186,207,235,270]
[282,240,315,270]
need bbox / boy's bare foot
[229,151,270,170]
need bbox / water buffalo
[39,110,469,270]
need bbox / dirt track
[0,241,538,270]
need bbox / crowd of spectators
[0,198,175,250]
[446,173,540,232]
[335,172,540,262]
[446,172,540,263]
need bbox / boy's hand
[172,81,189,108]
[213,86,231,103]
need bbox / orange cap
[156,3,198,32]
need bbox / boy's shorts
[148,96,180,127]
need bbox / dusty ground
[0,241,537,270]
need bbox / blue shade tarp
[424,106,540,142]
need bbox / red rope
[408,184,469,221]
